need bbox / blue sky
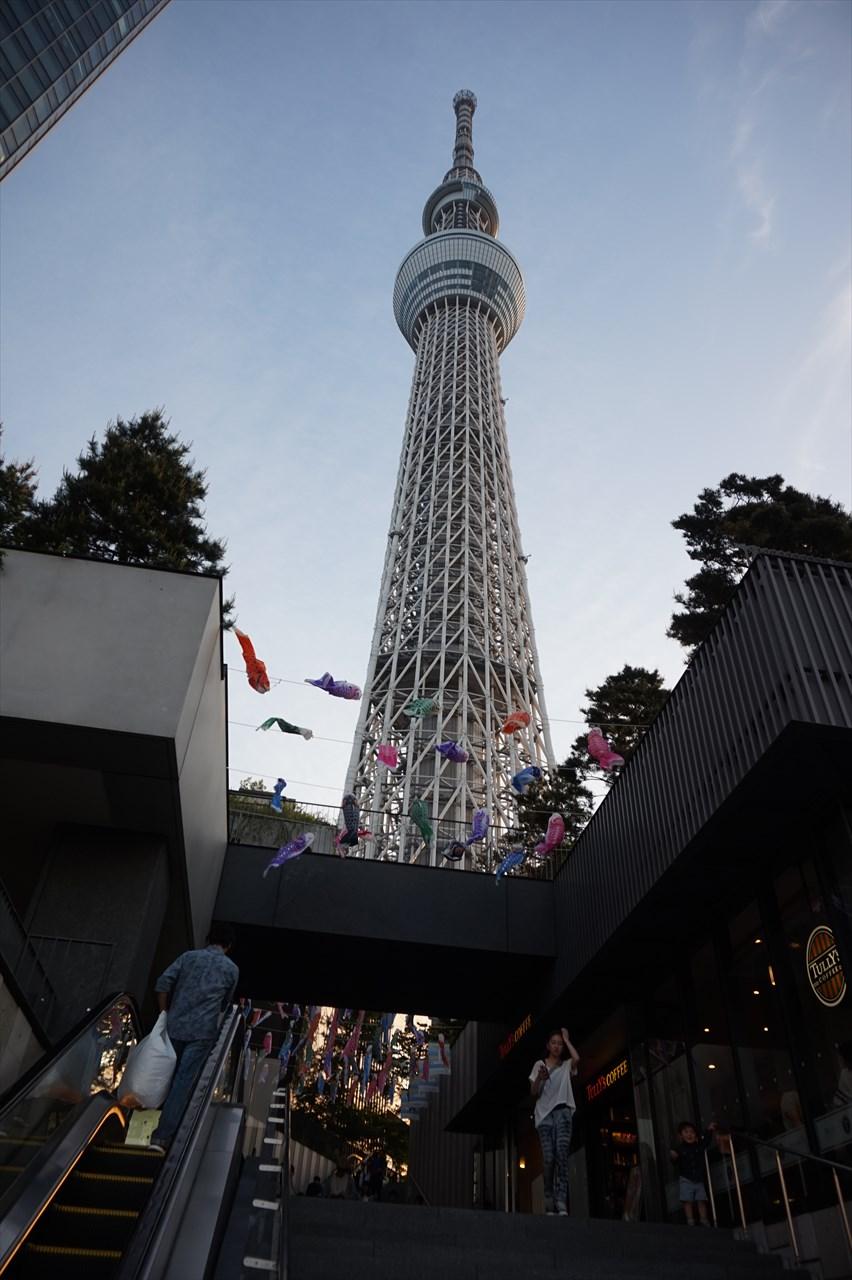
[2,0,850,814]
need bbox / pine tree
[669,473,852,650]
[0,427,37,562]
[18,410,233,618]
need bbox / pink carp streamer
[587,726,625,770]
[262,831,315,877]
[305,672,361,700]
[377,743,399,770]
[343,1011,365,1060]
[234,628,270,694]
[533,813,566,858]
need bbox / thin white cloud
[748,0,793,38]
[736,159,776,242]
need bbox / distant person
[305,1174,324,1198]
[669,1120,718,1225]
[364,1148,387,1201]
[329,1163,352,1199]
[529,1027,580,1215]
[149,923,239,1153]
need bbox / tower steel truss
[344,92,555,865]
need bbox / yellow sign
[807,926,846,1007]
[585,1057,629,1102]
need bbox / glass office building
[0,0,171,180]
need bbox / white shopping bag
[119,1013,177,1110]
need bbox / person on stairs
[669,1120,718,1225]
[529,1027,580,1215]
[148,922,239,1153]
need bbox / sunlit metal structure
[344,92,555,865]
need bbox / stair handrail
[725,1127,852,1263]
[278,1080,291,1280]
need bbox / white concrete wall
[0,550,219,739]
[0,975,43,1094]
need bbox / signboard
[498,1013,532,1059]
[807,925,846,1007]
[585,1057,629,1103]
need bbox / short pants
[679,1176,707,1202]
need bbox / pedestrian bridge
[214,845,555,1020]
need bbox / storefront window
[774,860,852,1161]
[645,976,692,1219]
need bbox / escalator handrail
[0,1091,125,1273]
[115,1006,244,1280]
[0,991,141,1116]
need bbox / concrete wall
[0,550,219,740]
[0,975,43,1095]
[0,551,228,1024]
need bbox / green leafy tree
[516,665,669,855]
[17,410,233,619]
[0,427,38,561]
[669,473,852,650]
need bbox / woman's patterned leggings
[537,1106,573,1211]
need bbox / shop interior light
[708,1063,717,1070]
[763,1026,769,1032]
[752,989,760,996]
[703,1027,710,1033]
[768,965,776,986]
[754,937,762,944]
[518,1158,526,1169]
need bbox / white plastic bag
[119,1013,177,1109]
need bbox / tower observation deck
[344,91,555,865]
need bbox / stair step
[44,1202,140,1251]
[14,1242,121,1279]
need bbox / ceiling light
[755,937,762,944]
[768,966,776,987]
[753,989,760,996]
[708,1063,717,1070]
[763,1026,769,1032]
[703,1027,710,1033]
[518,1157,526,1169]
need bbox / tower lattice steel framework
[344,91,555,865]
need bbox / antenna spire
[451,89,477,173]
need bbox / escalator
[0,994,245,1279]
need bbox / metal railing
[706,1129,852,1267]
[228,791,565,879]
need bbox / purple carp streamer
[305,672,362,700]
[435,740,469,764]
[262,832,315,877]
[466,808,489,846]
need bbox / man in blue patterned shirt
[149,922,239,1152]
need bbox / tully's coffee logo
[807,926,846,1007]
[585,1058,629,1102]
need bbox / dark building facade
[408,552,852,1276]
[0,0,170,180]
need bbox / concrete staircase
[289,1198,808,1280]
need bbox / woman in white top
[529,1027,580,1215]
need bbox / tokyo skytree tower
[344,91,555,865]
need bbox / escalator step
[65,1170,156,1211]
[18,1242,121,1278]
[47,1203,140,1250]
[84,1143,164,1177]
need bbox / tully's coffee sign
[807,926,846,1007]
[585,1057,629,1102]
[498,1014,532,1059]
